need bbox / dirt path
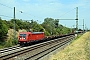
[49,32,90,60]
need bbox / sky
[0,0,90,30]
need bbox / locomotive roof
[19,32,44,34]
[31,32,44,34]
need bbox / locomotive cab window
[20,34,26,38]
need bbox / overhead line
[59,8,76,17]
[0,3,36,19]
[0,2,76,21]
[0,3,13,9]
[0,15,13,18]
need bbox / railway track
[0,45,21,54]
[0,34,75,60]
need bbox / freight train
[18,32,74,46]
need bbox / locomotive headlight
[24,38,26,40]
[19,38,21,40]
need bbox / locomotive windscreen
[20,34,26,38]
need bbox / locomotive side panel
[31,32,45,41]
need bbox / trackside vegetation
[49,32,90,60]
[0,17,73,48]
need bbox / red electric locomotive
[18,32,45,45]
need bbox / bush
[0,19,8,39]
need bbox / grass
[85,36,90,60]
[49,32,90,60]
[70,34,82,44]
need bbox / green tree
[42,18,55,35]
[41,17,71,35]
[61,27,71,34]
[0,19,8,39]
[54,19,59,28]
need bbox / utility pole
[58,7,78,31]
[83,19,84,32]
[76,7,78,30]
[50,21,52,35]
[85,24,87,32]
[14,7,16,40]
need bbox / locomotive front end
[18,32,28,45]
